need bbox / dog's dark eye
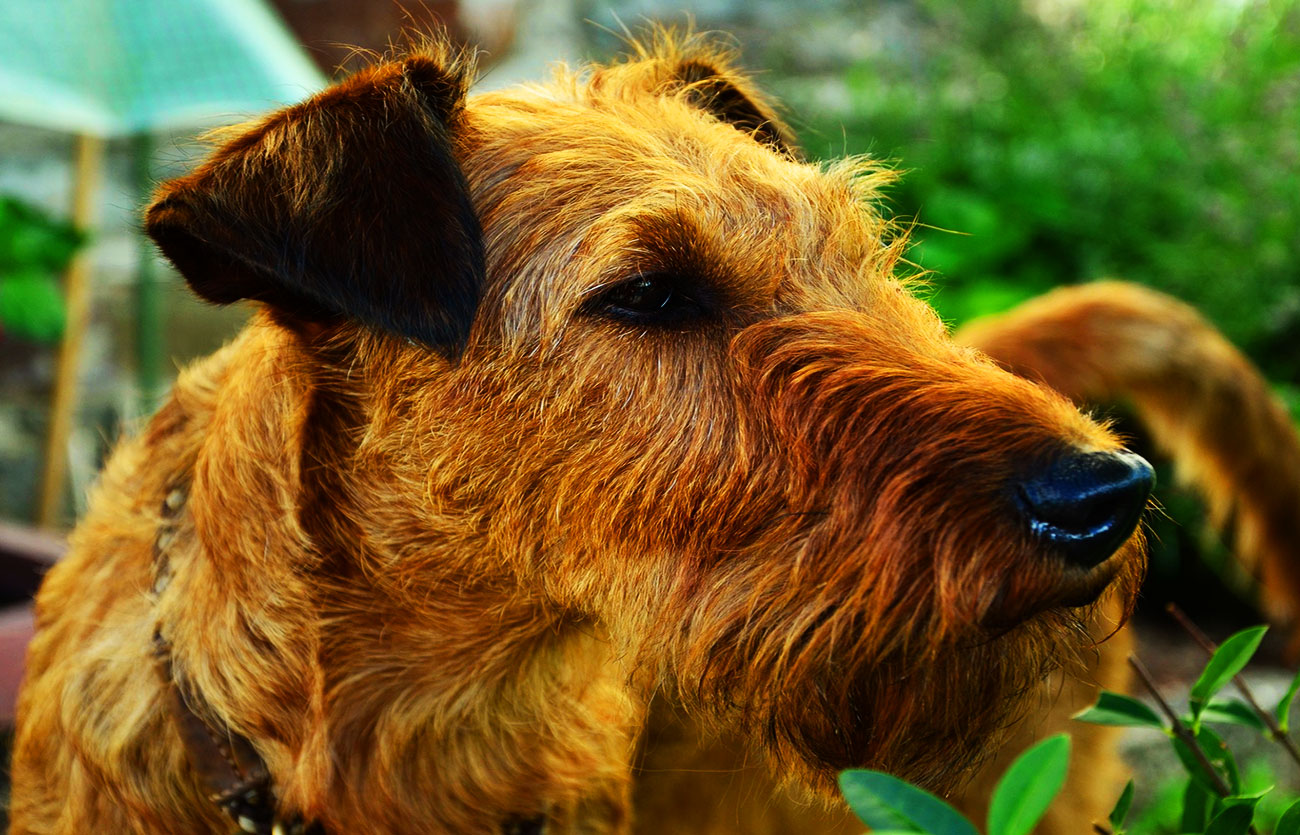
[585,273,709,325]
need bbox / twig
[1127,655,1232,796]
[1167,603,1300,769]
[1128,655,1262,835]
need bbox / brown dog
[21,31,1289,835]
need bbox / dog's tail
[956,280,1300,632]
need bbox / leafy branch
[839,616,1300,835]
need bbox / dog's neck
[150,317,640,832]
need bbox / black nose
[1016,450,1154,569]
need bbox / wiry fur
[11,31,1284,835]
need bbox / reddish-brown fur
[10,32,1285,835]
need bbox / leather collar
[149,483,548,835]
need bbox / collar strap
[149,484,548,834]
[152,632,323,835]
[150,484,323,835]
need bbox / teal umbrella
[0,0,325,135]
[0,0,326,527]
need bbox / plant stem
[1127,655,1232,796]
[1167,603,1300,769]
[1128,655,1263,835]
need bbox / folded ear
[605,32,800,157]
[145,51,484,355]
[670,57,799,157]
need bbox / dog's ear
[668,57,799,157]
[146,53,484,355]
[607,33,799,157]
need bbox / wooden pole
[37,133,105,529]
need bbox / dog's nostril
[1017,450,1155,569]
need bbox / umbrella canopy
[0,0,326,136]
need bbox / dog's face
[147,37,1148,792]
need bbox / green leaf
[1275,668,1300,733]
[1204,800,1256,835]
[1189,625,1267,718]
[1204,726,1242,796]
[1180,780,1212,833]
[1223,788,1272,805]
[1275,797,1300,835]
[1172,738,1213,794]
[1201,699,1267,732]
[839,770,978,835]
[1108,779,1135,833]
[1173,725,1240,795]
[1073,691,1165,729]
[986,734,1071,835]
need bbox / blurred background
[0,0,1297,825]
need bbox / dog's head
[147,32,1149,793]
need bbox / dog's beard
[643,469,1143,797]
[656,559,1116,798]
[757,612,1085,793]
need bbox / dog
[13,31,1298,835]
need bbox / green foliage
[1126,776,1187,834]
[783,0,1300,382]
[1204,802,1256,835]
[1203,699,1269,733]
[1120,741,1298,833]
[1130,762,1291,835]
[0,196,84,343]
[1075,691,1165,729]
[0,269,66,343]
[1072,624,1296,833]
[987,734,1070,835]
[841,623,1300,834]
[1277,798,1300,835]
[1110,779,1136,834]
[1277,670,1300,734]
[839,770,977,835]
[840,736,1069,835]
[1182,781,1215,834]
[1173,725,1240,794]
[1190,626,1269,722]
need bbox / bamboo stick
[37,132,105,529]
